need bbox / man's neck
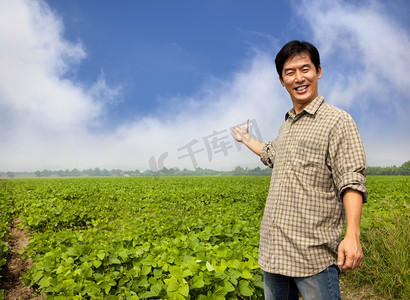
[291,94,319,115]
[292,102,311,115]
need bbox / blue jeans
[263,265,341,300]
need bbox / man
[231,41,367,300]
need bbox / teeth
[296,86,308,91]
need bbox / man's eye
[302,68,310,72]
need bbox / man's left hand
[337,235,364,270]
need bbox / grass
[342,176,409,299]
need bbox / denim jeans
[263,265,341,300]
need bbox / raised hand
[231,119,250,143]
[231,119,264,156]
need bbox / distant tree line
[367,160,410,176]
[0,166,272,178]
[1,161,409,178]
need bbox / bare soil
[0,219,44,300]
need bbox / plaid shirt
[259,95,367,277]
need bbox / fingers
[234,119,249,133]
[341,257,362,270]
[337,239,364,270]
[230,129,240,141]
[231,125,244,142]
[337,248,345,269]
[342,257,353,270]
[338,252,364,270]
[358,255,364,267]
[244,118,250,133]
[231,119,251,142]
[231,125,242,136]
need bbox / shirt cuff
[338,171,368,203]
[260,142,274,168]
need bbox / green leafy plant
[0,180,13,277]
[8,177,269,298]
[4,175,409,299]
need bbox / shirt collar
[285,95,324,120]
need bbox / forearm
[337,188,364,269]
[343,189,363,238]
[241,133,265,156]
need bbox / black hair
[275,40,321,80]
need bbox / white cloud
[295,0,410,166]
[0,0,409,172]
[299,0,410,106]
[0,0,101,131]
[0,0,119,171]
[0,0,286,172]
[103,50,288,171]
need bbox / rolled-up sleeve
[260,140,276,168]
[329,114,368,202]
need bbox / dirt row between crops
[0,219,45,299]
[0,219,379,300]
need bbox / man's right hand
[231,118,251,143]
[231,119,265,156]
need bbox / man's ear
[317,66,322,79]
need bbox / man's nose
[295,70,304,82]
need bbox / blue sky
[1,0,409,172]
[45,0,292,126]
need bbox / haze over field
[1,0,409,172]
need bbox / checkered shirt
[259,95,368,277]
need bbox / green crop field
[0,176,408,299]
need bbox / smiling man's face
[279,53,322,114]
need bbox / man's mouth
[295,85,308,91]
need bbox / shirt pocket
[292,140,332,190]
[293,140,326,169]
